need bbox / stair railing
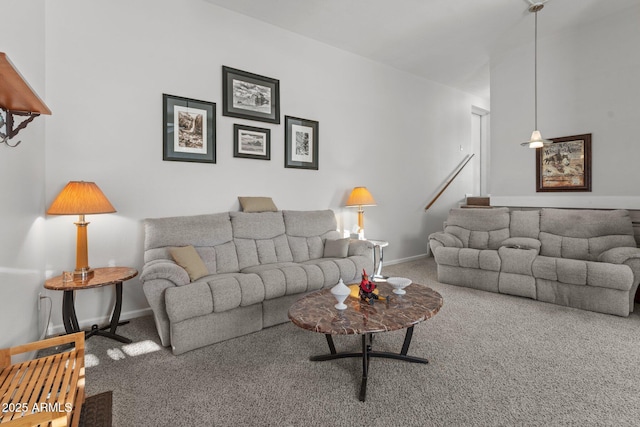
[425,153,475,211]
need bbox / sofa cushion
[510,210,540,239]
[459,248,481,269]
[301,259,341,286]
[433,247,501,272]
[231,211,286,239]
[283,209,337,237]
[169,245,209,282]
[231,211,294,269]
[323,238,350,258]
[207,274,265,311]
[165,272,266,321]
[539,209,637,261]
[144,212,233,251]
[444,207,510,250]
[241,263,324,299]
[532,256,633,291]
[283,210,342,262]
[196,243,240,274]
[165,282,213,323]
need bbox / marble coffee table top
[288,282,443,335]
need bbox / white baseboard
[385,253,429,266]
[48,307,153,337]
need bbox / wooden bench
[0,333,85,427]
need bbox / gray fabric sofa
[140,209,373,354]
[429,207,640,316]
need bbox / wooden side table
[45,267,138,343]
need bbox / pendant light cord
[534,10,538,131]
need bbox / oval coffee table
[288,281,443,401]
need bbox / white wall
[490,5,640,208]
[0,0,47,350]
[38,0,485,332]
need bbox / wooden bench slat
[0,333,85,427]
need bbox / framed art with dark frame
[222,66,280,124]
[536,133,592,192]
[285,115,319,170]
[163,94,216,163]
[233,124,271,160]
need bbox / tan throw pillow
[169,245,209,282]
[323,238,350,258]
[238,197,278,213]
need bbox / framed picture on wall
[233,124,271,160]
[163,94,216,163]
[284,115,319,170]
[222,66,280,124]
[536,133,591,192]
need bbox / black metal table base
[309,326,427,401]
[61,282,132,344]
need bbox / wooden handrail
[425,153,475,211]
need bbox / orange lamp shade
[345,187,377,207]
[47,181,116,215]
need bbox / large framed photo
[163,94,216,163]
[536,133,592,192]
[285,116,319,170]
[233,124,270,160]
[222,66,280,124]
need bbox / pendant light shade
[526,130,546,149]
[521,1,551,148]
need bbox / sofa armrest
[598,247,640,314]
[428,232,463,249]
[598,247,640,265]
[348,239,374,257]
[140,260,190,287]
[500,237,541,253]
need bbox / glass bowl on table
[387,277,412,295]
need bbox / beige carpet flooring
[82,257,640,426]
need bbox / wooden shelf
[0,52,51,114]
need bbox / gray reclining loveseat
[141,209,373,354]
[429,207,640,316]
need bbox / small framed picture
[536,133,592,192]
[285,115,319,170]
[222,66,280,124]
[233,124,271,160]
[163,94,216,163]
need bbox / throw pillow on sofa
[323,238,350,258]
[238,196,278,212]
[169,245,209,281]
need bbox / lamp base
[74,267,94,281]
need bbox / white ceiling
[204,0,638,99]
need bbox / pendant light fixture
[521,1,551,148]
